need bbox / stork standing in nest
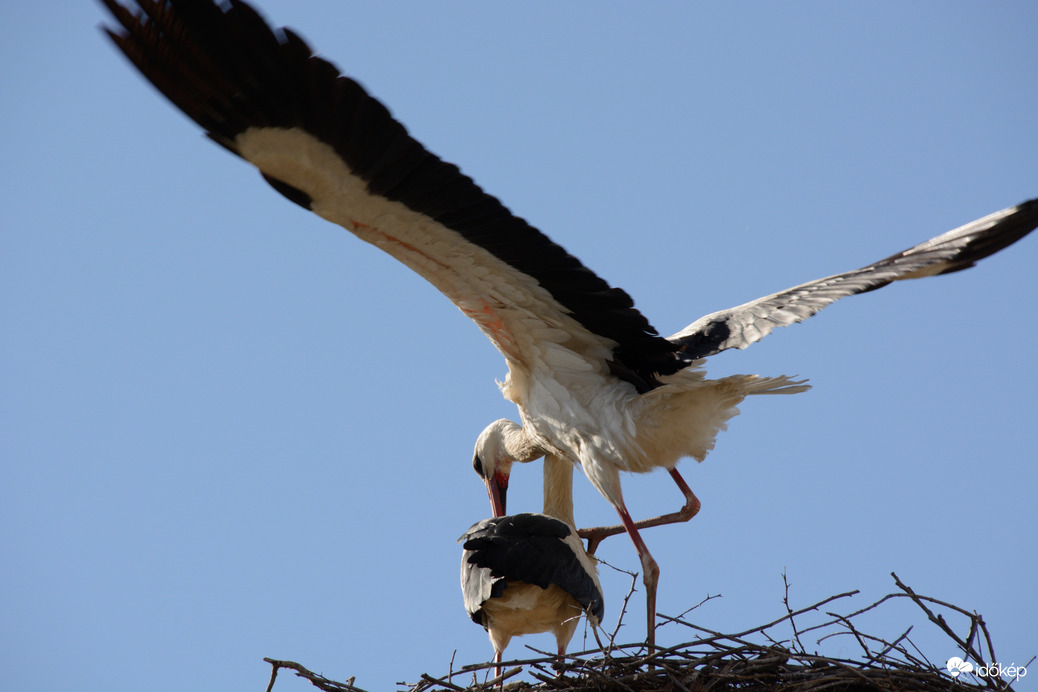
[101,0,1038,649]
[461,456,603,678]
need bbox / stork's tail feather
[742,374,811,396]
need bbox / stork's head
[472,420,516,518]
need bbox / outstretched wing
[670,199,1038,360]
[459,514,604,623]
[99,0,687,393]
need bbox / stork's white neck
[489,418,546,464]
[542,454,575,530]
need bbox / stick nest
[264,572,1029,692]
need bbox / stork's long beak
[485,472,508,517]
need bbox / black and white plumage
[460,512,603,669]
[461,454,602,671]
[100,0,1038,648]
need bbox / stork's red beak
[485,471,508,517]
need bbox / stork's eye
[472,455,485,478]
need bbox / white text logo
[946,657,1027,680]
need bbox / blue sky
[3,3,1036,691]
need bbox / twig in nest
[595,557,639,653]
[892,572,998,666]
[781,569,807,655]
[666,592,722,625]
[263,659,367,692]
[418,672,467,692]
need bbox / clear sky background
[3,3,1036,691]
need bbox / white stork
[101,0,1038,648]
[461,456,602,677]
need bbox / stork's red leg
[580,468,701,554]
[613,501,660,650]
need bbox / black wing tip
[994,195,1038,242]
[1014,196,1038,211]
[930,196,1038,275]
